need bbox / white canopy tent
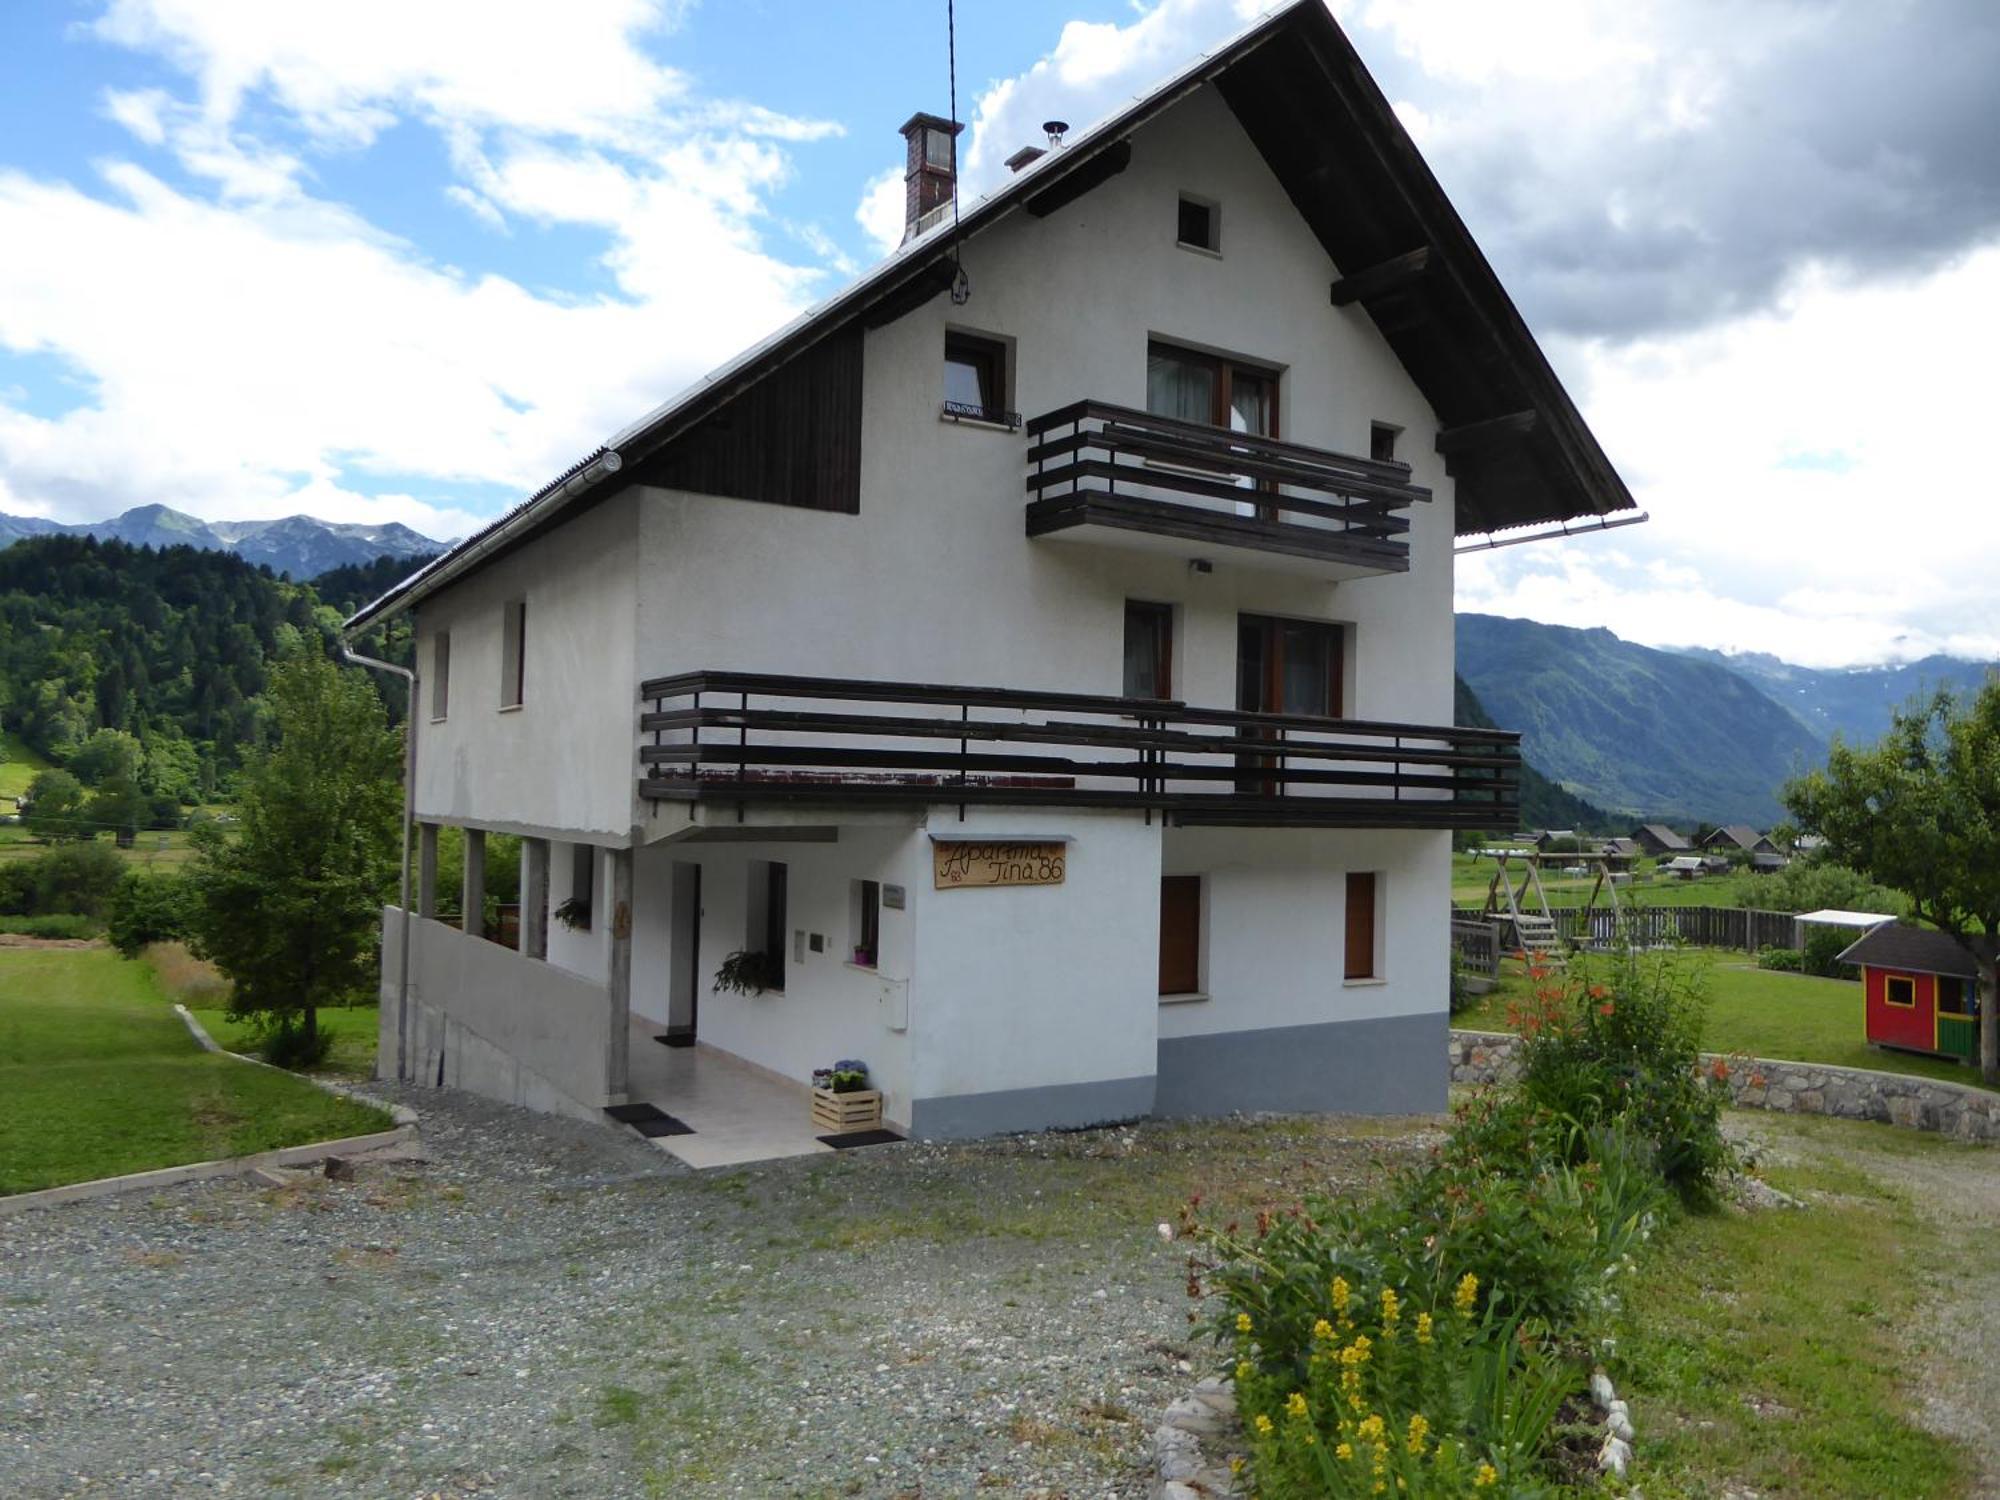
[1793,909,1899,950]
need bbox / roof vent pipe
[1042,119,1069,149]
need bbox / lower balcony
[638,671,1518,830]
[1024,401,1427,580]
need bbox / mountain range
[0,505,444,579]
[1457,613,2000,827]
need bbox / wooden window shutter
[1159,876,1202,995]
[1344,872,1377,981]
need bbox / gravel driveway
[1,1087,1432,1498]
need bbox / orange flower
[1711,1058,1731,1081]
[1599,1002,1615,1017]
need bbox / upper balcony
[638,670,1518,831]
[1023,401,1429,580]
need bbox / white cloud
[854,166,905,255]
[0,0,849,538]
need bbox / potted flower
[810,1057,882,1132]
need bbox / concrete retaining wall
[380,909,614,1121]
[1449,1028,2000,1141]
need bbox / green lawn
[1457,948,1991,1091]
[1614,1119,1975,1498]
[188,1002,379,1079]
[0,946,391,1196]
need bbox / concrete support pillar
[462,828,485,938]
[606,844,634,1102]
[521,838,550,960]
[417,823,439,918]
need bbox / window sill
[498,703,524,714]
[844,960,880,974]
[1159,991,1210,1005]
[1342,976,1387,988]
[1175,240,1224,261]
[429,716,448,725]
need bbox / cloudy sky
[1,0,1995,668]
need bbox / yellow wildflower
[1474,1462,1499,1488]
[1236,1360,1253,1382]
[1313,1318,1336,1342]
[1335,1442,1354,1461]
[1286,1392,1310,1420]
[1236,1312,1253,1334]
[1339,1335,1373,1367]
[1230,1457,1245,1476]
[1415,1312,1434,1345]
[1254,1414,1274,1436]
[1331,1276,1352,1314]
[1405,1413,1430,1455]
[1380,1287,1400,1325]
[1356,1414,1385,1442]
[1454,1273,1479,1315]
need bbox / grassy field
[0,945,390,1195]
[0,727,51,807]
[1457,948,1991,1091]
[140,941,379,1079]
[1451,851,1765,909]
[0,823,207,872]
[1615,1116,1977,1498]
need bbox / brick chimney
[898,112,963,244]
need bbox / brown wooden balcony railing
[1023,400,1428,574]
[637,670,1518,830]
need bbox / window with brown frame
[1146,340,1279,517]
[943,331,1011,425]
[1884,974,1916,1009]
[1344,871,1379,981]
[1123,600,1174,700]
[1236,614,1344,794]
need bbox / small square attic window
[1177,195,1220,254]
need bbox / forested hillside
[1454,675,1613,833]
[0,536,423,810]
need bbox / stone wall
[1449,1029,2000,1142]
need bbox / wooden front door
[1159,876,1202,995]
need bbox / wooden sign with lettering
[932,840,1066,890]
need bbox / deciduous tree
[186,654,401,1056]
[1785,683,2000,1081]
[21,768,89,843]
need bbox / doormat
[816,1128,905,1150]
[604,1102,696,1136]
[655,1032,697,1049]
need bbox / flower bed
[1183,949,1729,1497]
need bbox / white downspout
[340,642,418,1084]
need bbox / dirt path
[1734,1114,2000,1494]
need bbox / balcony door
[1237,615,1343,793]
[1146,341,1278,517]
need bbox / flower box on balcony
[811,1087,883,1133]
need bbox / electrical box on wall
[879,973,909,1032]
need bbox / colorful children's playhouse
[1838,924,1982,1064]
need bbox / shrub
[141,941,231,1007]
[6,842,126,918]
[1756,946,1802,972]
[255,1014,336,1069]
[1744,859,1901,917]
[0,913,98,939]
[1803,925,1858,979]
[107,872,197,957]
[1511,947,1729,1197]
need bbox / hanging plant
[553,896,591,931]
[714,949,782,995]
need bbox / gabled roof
[346,0,1635,634]
[1702,825,1768,852]
[1838,924,1980,979]
[1634,824,1690,850]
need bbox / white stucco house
[346,0,1633,1141]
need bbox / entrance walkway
[622,1023,842,1169]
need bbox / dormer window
[942,330,1018,428]
[1176,194,1220,254]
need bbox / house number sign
[932,840,1066,889]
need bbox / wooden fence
[1450,905,1799,958]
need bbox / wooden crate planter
[811,1087,882,1133]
